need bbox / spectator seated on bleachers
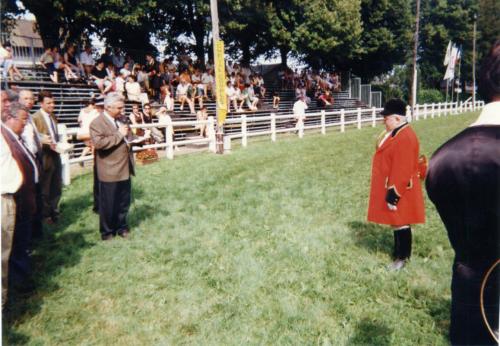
[201,69,215,99]
[159,85,174,111]
[242,83,259,111]
[79,45,95,77]
[272,91,280,109]
[64,45,84,81]
[40,46,59,83]
[176,80,195,114]
[125,75,149,104]
[90,59,114,94]
[196,106,209,137]
[317,89,335,108]
[226,82,240,113]
[1,42,24,83]
[53,46,78,82]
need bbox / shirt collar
[103,111,117,127]
[469,101,500,127]
[2,123,20,140]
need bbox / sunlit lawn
[3,111,479,345]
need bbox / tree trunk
[193,25,206,66]
[279,46,288,67]
[241,42,251,66]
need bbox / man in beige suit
[90,92,134,240]
[32,90,62,224]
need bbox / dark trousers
[450,261,499,345]
[393,227,412,260]
[9,216,33,286]
[32,183,43,240]
[93,162,99,213]
[40,155,62,219]
[99,179,131,238]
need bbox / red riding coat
[367,123,425,226]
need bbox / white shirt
[41,109,58,142]
[78,107,100,134]
[0,127,23,193]
[470,101,500,127]
[293,100,308,118]
[176,83,190,97]
[80,51,95,65]
[21,116,40,156]
[202,73,214,85]
[2,125,39,184]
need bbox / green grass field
[4,111,479,345]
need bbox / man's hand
[118,124,129,137]
[387,203,398,211]
[40,134,53,145]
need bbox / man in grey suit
[89,92,135,240]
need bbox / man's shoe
[101,234,114,241]
[118,230,130,238]
[387,259,407,271]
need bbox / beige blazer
[32,110,60,170]
[89,114,135,183]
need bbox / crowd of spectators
[279,68,341,109]
[35,45,270,115]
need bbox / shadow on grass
[347,317,393,345]
[348,221,392,255]
[425,296,451,337]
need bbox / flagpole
[410,0,421,110]
[472,14,477,109]
[456,46,462,103]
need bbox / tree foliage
[3,0,492,87]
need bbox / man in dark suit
[89,92,134,240]
[426,40,499,345]
[32,90,62,224]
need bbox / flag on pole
[444,45,458,80]
[443,41,452,66]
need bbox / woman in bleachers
[226,81,239,113]
[317,89,335,108]
[53,46,78,82]
[0,42,24,82]
[201,69,215,99]
[159,85,174,112]
[196,106,209,137]
[243,83,259,111]
[191,69,205,109]
[40,46,58,83]
[63,45,84,80]
[125,75,148,104]
[272,91,280,109]
[176,79,195,114]
[77,98,100,164]
[90,59,114,94]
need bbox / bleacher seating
[6,65,371,161]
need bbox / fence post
[423,104,428,119]
[415,104,420,121]
[437,102,441,117]
[406,105,412,122]
[271,113,277,141]
[223,136,231,154]
[241,114,248,147]
[208,116,216,153]
[57,124,71,185]
[357,108,362,129]
[431,103,435,118]
[371,107,376,127]
[340,109,345,133]
[166,117,174,159]
[321,110,326,135]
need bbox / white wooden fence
[59,100,485,185]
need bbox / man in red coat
[367,99,425,270]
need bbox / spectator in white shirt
[293,96,308,131]
[225,82,239,113]
[176,80,195,114]
[77,98,100,161]
[79,46,95,77]
[201,69,215,99]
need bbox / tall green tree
[419,0,478,89]
[349,0,413,81]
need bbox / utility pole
[472,13,477,108]
[410,0,421,111]
[210,0,224,153]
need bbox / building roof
[9,19,43,48]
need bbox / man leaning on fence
[90,92,135,241]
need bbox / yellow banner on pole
[214,39,227,126]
